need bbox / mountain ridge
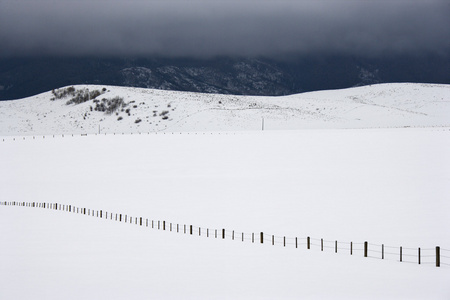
[1,55,448,100]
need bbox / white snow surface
[1,83,450,299]
[0,82,449,135]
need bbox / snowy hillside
[0,82,449,135]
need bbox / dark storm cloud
[1,0,449,58]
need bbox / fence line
[1,201,447,268]
[1,131,242,143]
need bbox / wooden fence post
[190,225,193,235]
[283,237,286,247]
[260,232,264,244]
[436,247,440,267]
[140,217,142,226]
[199,227,201,236]
[163,221,165,230]
[272,235,274,245]
[335,241,338,253]
[321,239,323,251]
[232,230,234,240]
[350,242,353,255]
[382,244,384,259]
[400,247,403,262]
[364,241,368,257]
[100,210,102,218]
[307,237,310,249]
[222,229,225,239]
[252,233,254,243]
[418,248,421,265]
[296,237,298,248]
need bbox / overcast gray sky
[1,0,449,58]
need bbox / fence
[1,201,448,268]
[1,131,239,142]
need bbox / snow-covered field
[1,83,450,299]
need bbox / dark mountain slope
[0,55,448,100]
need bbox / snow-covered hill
[1,82,449,135]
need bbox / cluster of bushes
[51,86,107,105]
[92,96,127,114]
[51,86,76,100]
[66,89,103,105]
[51,87,176,124]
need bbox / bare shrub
[66,88,103,105]
[51,86,76,100]
[104,97,126,114]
